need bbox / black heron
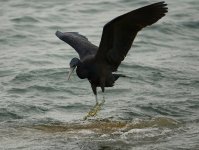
[56,2,168,104]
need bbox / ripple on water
[11,68,67,83]
[0,108,23,121]
[0,103,50,122]
[11,16,40,23]
[181,21,199,29]
[137,102,193,119]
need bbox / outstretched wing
[56,31,98,60]
[95,1,168,71]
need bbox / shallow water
[0,0,199,149]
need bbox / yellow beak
[67,67,75,81]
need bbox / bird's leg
[91,84,98,104]
[83,80,106,120]
[100,86,105,104]
[84,84,99,119]
[100,77,105,98]
[95,95,98,104]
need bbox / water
[0,0,199,149]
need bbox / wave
[181,21,199,29]
[11,16,39,23]
[32,117,179,133]
[0,103,50,122]
[11,68,67,83]
[0,108,23,121]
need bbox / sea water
[0,0,199,149]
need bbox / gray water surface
[0,0,199,149]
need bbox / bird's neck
[76,63,88,79]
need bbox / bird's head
[67,57,80,80]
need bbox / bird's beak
[67,67,75,81]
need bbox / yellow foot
[83,100,105,120]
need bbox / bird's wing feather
[95,1,168,71]
[56,31,98,60]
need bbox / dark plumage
[56,1,168,102]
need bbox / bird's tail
[113,73,127,81]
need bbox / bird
[55,1,168,104]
